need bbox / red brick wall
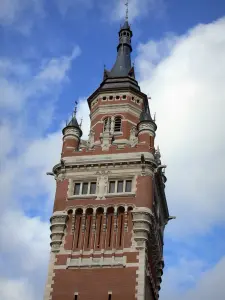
[51,267,137,300]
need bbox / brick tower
[44,19,170,300]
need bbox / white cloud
[161,256,225,300]
[0,47,80,111]
[0,0,44,32]
[0,278,35,300]
[136,17,225,237]
[37,46,81,82]
[0,46,81,300]
[56,0,93,16]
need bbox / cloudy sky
[0,0,225,299]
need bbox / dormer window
[104,117,111,131]
[114,117,122,132]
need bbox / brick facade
[44,20,170,300]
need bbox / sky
[0,0,225,299]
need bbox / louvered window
[114,117,122,132]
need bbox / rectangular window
[108,179,133,194]
[125,180,132,192]
[82,182,88,194]
[74,295,78,300]
[74,183,81,195]
[73,182,97,196]
[90,182,96,194]
[117,181,123,193]
[109,181,115,193]
[108,294,112,300]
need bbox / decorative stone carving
[87,129,95,149]
[110,116,115,134]
[129,126,138,147]
[132,208,152,249]
[96,171,109,200]
[100,121,113,151]
[50,212,68,253]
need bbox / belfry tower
[44,18,170,300]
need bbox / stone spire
[107,4,134,79]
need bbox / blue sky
[0,1,225,299]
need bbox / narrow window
[119,214,124,247]
[108,215,113,247]
[109,95,113,100]
[114,117,122,132]
[109,181,115,193]
[82,182,88,194]
[74,295,78,300]
[108,294,112,300]
[74,183,81,195]
[104,117,111,131]
[122,95,126,99]
[117,181,123,193]
[116,95,120,100]
[76,216,82,248]
[90,182,96,194]
[125,180,132,192]
[97,215,103,248]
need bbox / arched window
[103,117,111,132]
[114,117,122,132]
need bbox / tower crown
[108,20,133,78]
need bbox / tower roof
[139,110,153,122]
[62,114,82,137]
[107,20,133,78]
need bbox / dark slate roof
[62,115,82,137]
[67,115,79,127]
[140,110,153,122]
[121,20,130,30]
[107,20,133,79]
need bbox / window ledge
[106,192,135,198]
[68,195,96,200]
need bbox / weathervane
[73,101,78,117]
[125,0,129,21]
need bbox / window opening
[82,183,88,194]
[119,214,124,247]
[117,181,123,193]
[90,182,96,194]
[122,95,126,99]
[116,95,120,100]
[74,183,81,195]
[109,181,115,193]
[76,216,82,248]
[97,215,103,248]
[109,96,113,100]
[125,180,132,192]
[103,96,107,100]
[74,295,78,300]
[87,216,92,248]
[108,215,113,247]
[108,294,112,300]
[114,117,122,132]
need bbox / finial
[73,101,78,117]
[80,117,83,128]
[125,0,129,22]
